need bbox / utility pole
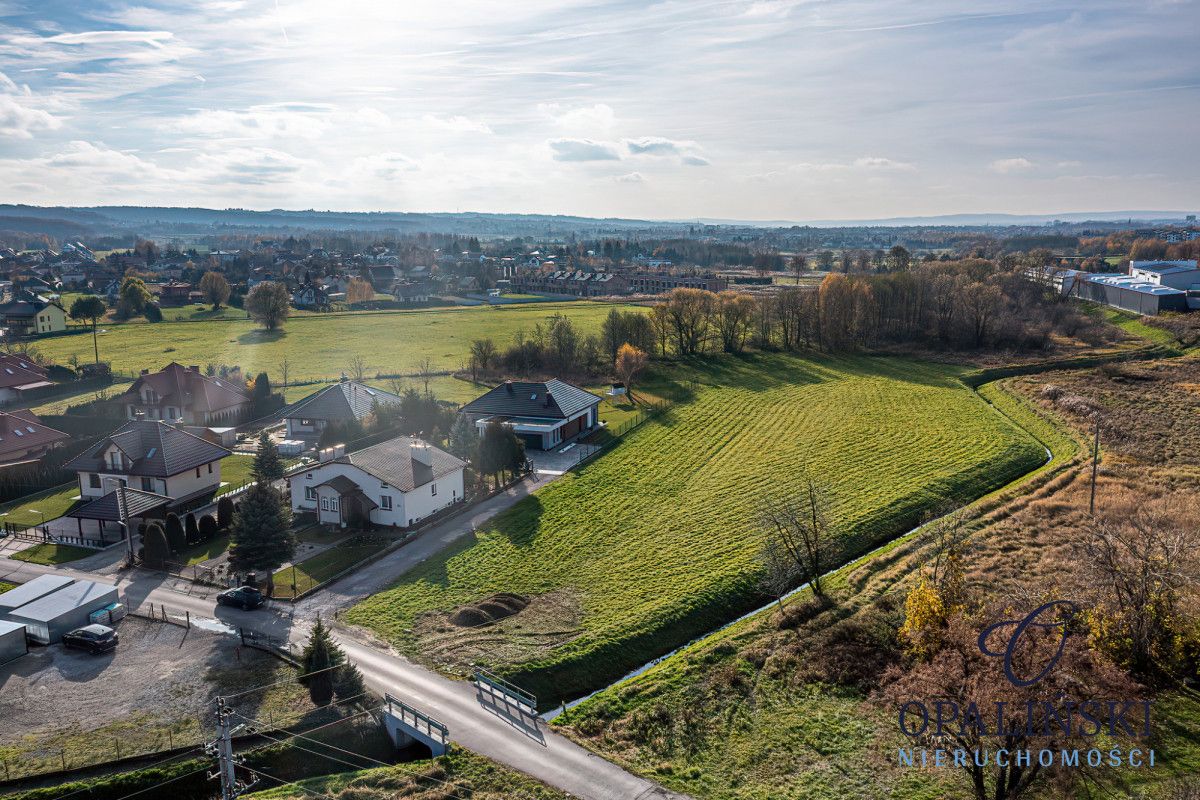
[1089,415,1101,516]
[207,697,255,800]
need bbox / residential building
[627,273,728,294]
[459,378,601,450]
[512,270,628,297]
[116,362,252,425]
[0,292,67,336]
[65,418,231,502]
[281,377,404,442]
[0,409,69,465]
[0,354,55,404]
[288,436,465,528]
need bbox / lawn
[344,352,1046,703]
[39,302,634,382]
[0,482,81,528]
[177,533,230,565]
[216,454,257,494]
[0,581,16,593]
[1085,303,1180,348]
[271,534,394,599]
[10,542,95,565]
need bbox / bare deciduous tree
[758,477,834,598]
[347,355,368,383]
[413,356,436,394]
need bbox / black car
[62,624,118,654]
[217,586,265,610]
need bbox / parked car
[62,624,119,654]
[217,586,265,610]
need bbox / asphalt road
[0,477,689,800]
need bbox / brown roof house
[65,419,231,503]
[0,354,55,405]
[116,363,252,426]
[0,409,69,466]
[288,436,464,529]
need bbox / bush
[143,304,163,323]
[217,496,234,529]
[199,514,219,540]
[185,512,199,544]
[164,513,185,554]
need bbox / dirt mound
[448,593,530,627]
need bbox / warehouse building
[0,574,74,613]
[3,580,119,644]
[1076,274,1189,316]
[0,619,28,664]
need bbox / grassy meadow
[37,302,633,382]
[344,352,1046,703]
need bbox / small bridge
[473,667,537,714]
[382,693,450,756]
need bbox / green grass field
[271,534,394,599]
[39,302,633,382]
[344,353,1046,702]
[0,482,80,528]
[10,542,94,565]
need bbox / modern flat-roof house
[65,419,231,503]
[288,436,465,529]
[116,362,252,425]
[0,292,67,336]
[459,379,601,450]
[281,377,404,442]
[0,353,55,404]
[0,409,70,466]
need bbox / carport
[66,487,172,545]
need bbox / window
[89,473,101,489]
[305,487,317,501]
[141,477,155,491]
[321,498,329,510]
[330,498,339,512]
[195,467,201,478]
[381,495,392,510]
[431,482,437,496]
[208,463,213,474]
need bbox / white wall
[76,460,221,500]
[290,460,465,529]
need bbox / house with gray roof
[280,377,404,442]
[65,419,232,503]
[287,436,464,529]
[458,378,601,450]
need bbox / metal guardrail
[384,693,449,745]
[473,667,537,712]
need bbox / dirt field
[0,617,310,778]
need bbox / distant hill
[686,211,1197,227]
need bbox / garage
[0,619,28,664]
[0,574,75,614]
[4,580,119,645]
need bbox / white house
[65,419,231,502]
[458,379,601,451]
[288,436,465,529]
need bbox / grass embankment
[1087,304,1181,348]
[9,542,94,565]
[247,751,570,800]
[37,302,634,381]
[345,352,1045,704]
[556,358,1200,800]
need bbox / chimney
[189,365,200,373]
[318,447,334,463]
[410,441,432,467]
[544,391,553,408]
[333,443,345,459]
[504,380,513,394]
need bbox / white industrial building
[0,619,28,664]
[0,574,74,613]
[1128,260,1200,289]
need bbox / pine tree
[216,496,234,529]
[227,482,294,595]
[447,414,477,460]
[252,430,284,482]
[300,618,343,706]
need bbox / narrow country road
[0,476,690,800]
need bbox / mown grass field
[37,302,632,382]
[345,352,1045,702]
[9,542,94,565]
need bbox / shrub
[199,514,219,540]
[217,496,234,529]
[185,512,199,544]
[164,513,186,554]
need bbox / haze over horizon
[1,1,1197,221]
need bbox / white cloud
[615,171,645,183]
[853,156,916,171]
[539,103,615,133]
[547,138,621,162]
[421,114,492,134]
[0,92,62,138]
[989,157,1035,173]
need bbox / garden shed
[4,580,119,644]
[0,619,27,664]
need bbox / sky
[0,0,1197,221]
